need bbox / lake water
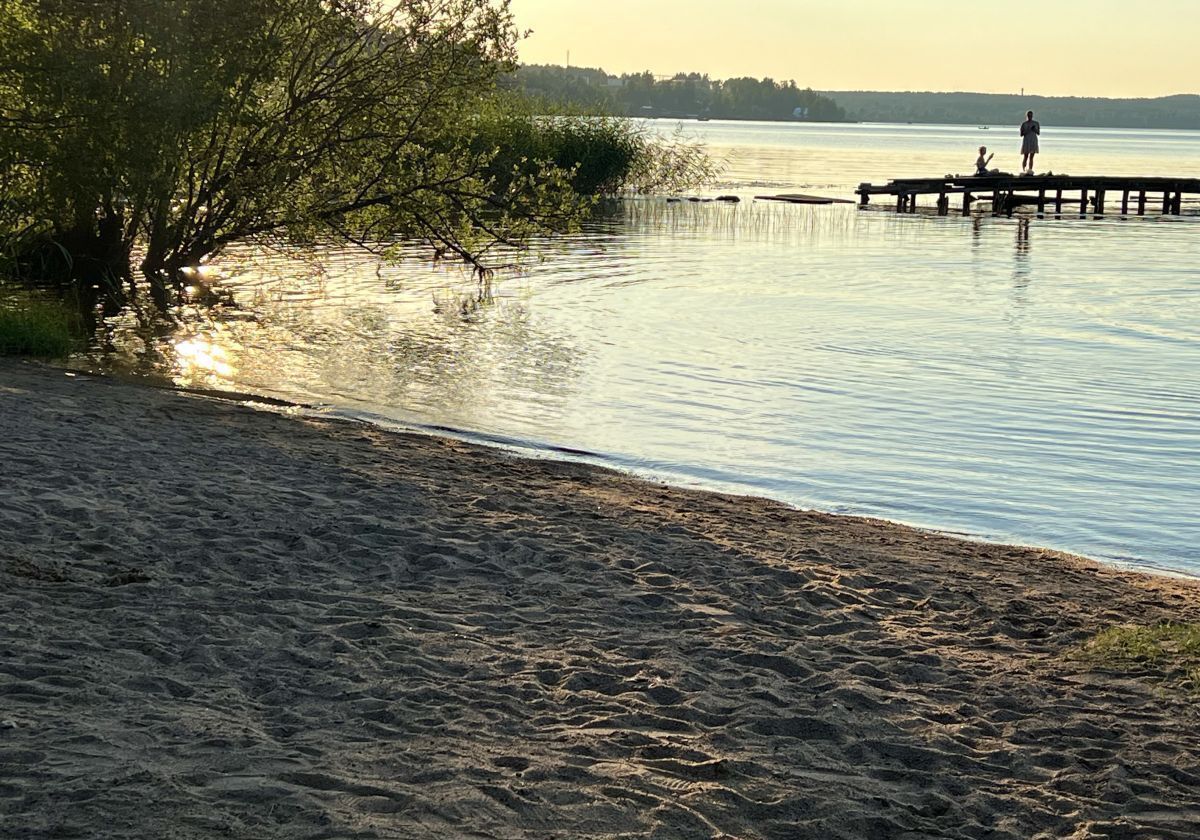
[82,122,1200,576]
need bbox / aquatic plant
[0,296,78,357]
[619,199,857,247]
[472,95,718,197]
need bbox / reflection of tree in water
[83,243,586,430]
[352,305,585,429]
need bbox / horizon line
[517,63,1200,101]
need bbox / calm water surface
[84,122,1200,575]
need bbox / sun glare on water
[173,335,235,382]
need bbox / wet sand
[2,359,1199,839]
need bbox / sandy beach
[2,359,1199,839]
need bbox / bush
[0,297,78,357]
[474,97,717,197]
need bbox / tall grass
[474,95,718,197]
[0,295,79,357]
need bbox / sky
[508,0,1200,98]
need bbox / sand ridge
[2,360,1199,839]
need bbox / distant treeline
[506,65,1200,130]
[509,64,847,122]
[823,91,1200,130]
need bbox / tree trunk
[16,213,132,308]
[141,265,174,311]
[71,239,132,307]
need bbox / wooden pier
[855,175,1200,217]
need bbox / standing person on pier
[1020,111,1041,175]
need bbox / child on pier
[975,146,997,176]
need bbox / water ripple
[78,123,1200,575]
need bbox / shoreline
[63,362,1195,584]
[4,359,1200,838]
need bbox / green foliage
[0,0,594,304]
[502,65,615,113]
[510,64,847,122]
[473,97,717,196]
[0,295,78,357]
[1079,623,1200,691]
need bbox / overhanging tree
[0,0,582,307]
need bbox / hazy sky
[508,0,1200,98]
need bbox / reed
[0,294,79,357]
[617,198,858,247]
[473,97,717,197]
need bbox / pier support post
[962,191,973,216]
[1121,190,1129,215]
[1137,191,1147,215]
[1163,192,1171,214]
[1174,192,1183,214]
[1095,189,1106,216]
[937,193,949,216]
[1037,189,1046,216]
[1080,188,1089,217]
[896,192,905,213]
[1055,189,1063,215]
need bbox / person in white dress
[1020,111,1041,174]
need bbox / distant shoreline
[819,90,1200,132]
[636,114,859,125]
[511,64,1200,131]
[637,115,1200,133]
